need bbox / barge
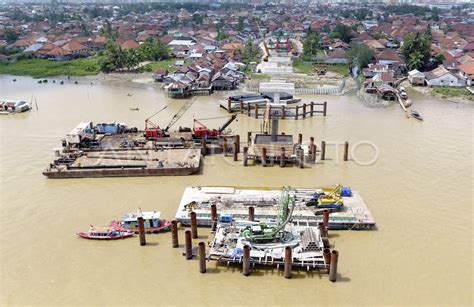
[175,186,376,230]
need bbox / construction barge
[43,121,202,179]
[175,186,376,230]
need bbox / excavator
[305,184,346,209]
[241,187,295,244]
[191,114,237,139]
[144,98,196,139]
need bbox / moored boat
[0,99,31,114]
[118,209,172,234]
[411,110,423,121]
[77,222,134,240]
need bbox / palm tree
[407,51,425,70]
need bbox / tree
[4,29,19,44]
[236,16,244,32]
[346,43,374,69]
[402,32,431,71]
[243,39,258,64]
[140,38,169,61]
[303,33,320,56]
[333,24,353,43]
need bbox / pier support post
[243,147,248,166]
[261,148,267,167]
[298,133,302,145]
[201,138,207,156]
[280,147,286,168]
[311,144,316,163]
[171,220,179,248]
[323,248,331,273]
[246,103,250,116]
[284,246,292,279]
[222,138,228,156]
[190,212,198,239]
[323,210,330,227]
[282,106,285,119]
[247,131,252,145]
[295,106,299,119]
[185,230,192,260]
[321,141,326,161]
[233,142,238,162]
[243,245,251,276]
[240,101,243,114]
[323,101,327,116]
[235,135,240,153]
[211,204,217,231]
[310,102,314,116]
[329,250,339,282]
[137,216,146,246]
[198,242,206,273]
[248,206,255,221]
[254,104,259,119]
[303,103,307,118]
[299,149,304,169]
[227,99,231,113]
[343,141,349,161]
[319,222,330,248]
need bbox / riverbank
[0,58,100,78]
[400,80,473,104]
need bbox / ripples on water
[0,75,472,305]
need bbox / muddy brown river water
[0,75,472,306]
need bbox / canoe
[411,110,423,121]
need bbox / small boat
[129,107,139,111]
[411,110,423,121]
[118,209,172,234]
[77,222,134,240]
[0,99,31,114]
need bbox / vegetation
[0,58,100,78]
[303,33,321,56]
[432,87,473,101]
[381,4,431,16]
[293,59,314,74]
[331,24,354,43]
[402,29,432,71]
[346,43,374,70]
[142,59,178,73]
[326,64,350,77]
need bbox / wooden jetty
[175,186,376,230]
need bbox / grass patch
[0,58,100,78]
[293,59,314,74]
[249,73,270,80]
[432,87,473,100]
[326,64,350,77]
[142,59,179,73]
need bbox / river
[0,74,472,306]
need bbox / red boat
[77,222,134,240]
[118,210,172,234]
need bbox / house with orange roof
[458,62,474,87]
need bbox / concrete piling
[344,141,349,161]
[323,101,327,116]
[284,246,292,279]
[319,222,330,248]
[282,105,285,119]
[302,103,307,118]
[171,220,179,248]
[222,138,228,156]
[247,103,250,116]
[280,147,286,168]
[248,206,255,221]
[190,211,198,239]
[295,106,299,119]
[321,141,326,160]
[247,131,252,145]
[201,138,207,156]
[185,230,192,260]
[329,250,339,282]
[261,148,267,167]
[310,101,314,116]
[243,147,248,166]
[227,99,231,112]
[255,104,259,119]
[235,135,240,153]
[198,242,206,273]
[298,133,302,145]
[310,144,316,163]
[233,142,238,161]
[299,149,304,169]
[323,248,331,273]
[323,210,330,226]
[137,216,146,246]
[243,245,251,276]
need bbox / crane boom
[164,98,196,132]
[218,114,237,133]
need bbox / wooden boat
[411,110,423,121]
[129,107,139,111]
[77,222,134,240]
[118,209,172,234]
[0,99,31,114]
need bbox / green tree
[4,29,19,44]
[236,16,244,32]
[333,24,353,43]
[303,33,320,56]
[243,39,258,64]
[346,43,374,69]
[402,32,431,71]
[140,38,169,61]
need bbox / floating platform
[208,221,327,269]
[175,186,376,230]
[43,148,201,179]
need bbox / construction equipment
[242,187,295,244]
[144,99,195,139]
[305,184,345,209]
[192,114,237,139]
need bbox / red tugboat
[77,221,134,240]
[117,209,172,234]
